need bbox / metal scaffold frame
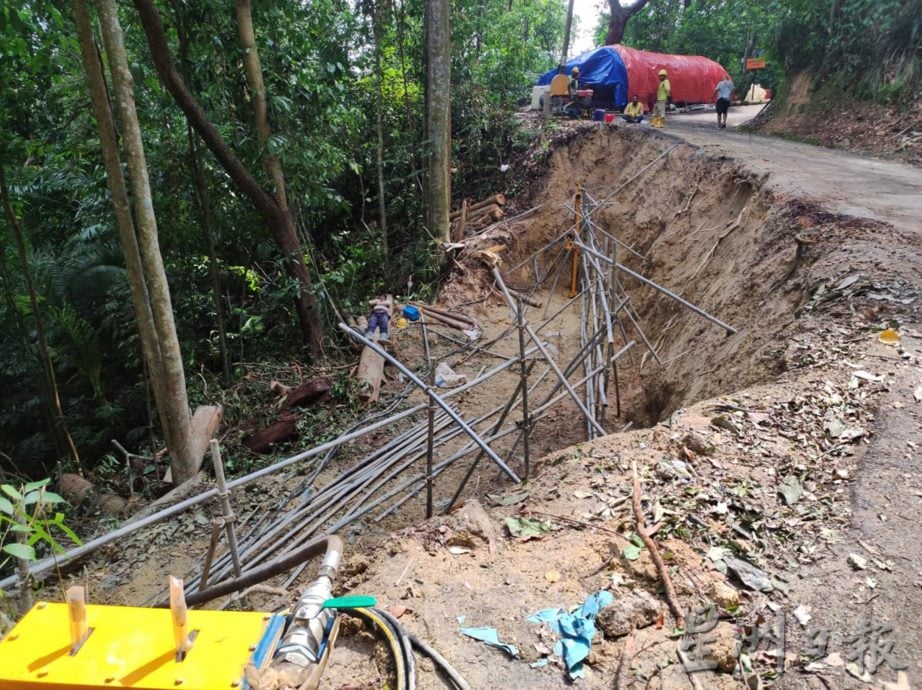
[0,181,736,603]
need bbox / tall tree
[133,0,324,357]
[86,0,197,484]
[425,0,451,244]
[605,0,651,45]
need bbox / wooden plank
[357,345,385,403]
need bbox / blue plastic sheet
[459,626,520,658]
[536,47,628,109]
[527,590,614,679]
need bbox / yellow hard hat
[658,69,668,76]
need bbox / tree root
[632,461,684,628]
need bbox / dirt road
[670,106,922,236]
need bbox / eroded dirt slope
[39,122,921,690]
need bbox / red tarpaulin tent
[612,44,730,109]
[538,44,730,110]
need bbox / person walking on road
[714,76,734,129]
[653,69,671,128]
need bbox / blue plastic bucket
[593,108,605,121]
[403,305,420,321]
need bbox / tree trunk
[425,0,451,244]
[0,166,82,471]
[132,0,323,358]
[73,0,178,463]
[605,0,651,45]
[173,9,231,381]
[371,0,388,259]
[95,0,196,485]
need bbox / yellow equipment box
[0,601,280,690]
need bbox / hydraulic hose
[408,633,472,690]
[348,607,410,690]
[156,534,344,608]
[375,607,416,690]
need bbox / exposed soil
[14,119,922,690]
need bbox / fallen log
[410,308,474,332]
[408,301,477,327]
[357,345,385,403]
[59,473,94,505]
[466,204,503,223]
[450,193,505,220]
[278,377,333,410]
[242,414,300,454]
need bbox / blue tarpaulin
[536,47,628,109]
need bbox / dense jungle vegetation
[0,0,918,483]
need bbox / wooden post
[67,586,88,653]
[169,576,190,661]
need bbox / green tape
[322,595,377,609]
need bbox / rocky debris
[709,581,740,611]
[596,589,660,638]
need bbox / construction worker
[623,95,644,123]
[568,66,580,97]
[652,69,671,128]
[366,294,393,341]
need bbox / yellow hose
[351,607,408,690]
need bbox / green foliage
[772,0,921,103]
[5,0,910,484]
[0,478,79,573]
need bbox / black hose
[407,632,472,690]
[155,534,343,607]
[374,607,416,690]
[347,607,410,690]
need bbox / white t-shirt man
[715,79,734,101]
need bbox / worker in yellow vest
[652,69,671,128]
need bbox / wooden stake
[169,576,190,660]
[66,585,88,653]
